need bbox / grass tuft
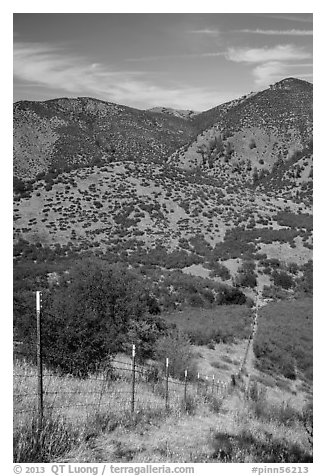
[14,413,81,463]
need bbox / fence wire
[13,352,234,426]
[14,300,258,427]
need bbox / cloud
[235,29,313,36]
[252,61,313,86]
[254,14,313,23]
[13,41,233,110]
[226,44,311,63]
[188,28,220,35]
[224,44,312,87]
[126,51,225,62]
[252,61,288,85]
[126,53,202,62]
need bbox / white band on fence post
[166,357,169,368]
[36,291,41,312]
[132,344,136,358]
[185,369,188,378]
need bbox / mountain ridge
[14,77,312,184]
[13,77,313,300]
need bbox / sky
[13,13,313,111]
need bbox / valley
[13,77,313,464]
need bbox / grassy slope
[161,305,252,345]
[14,357,312,463]
[254,298,313,381]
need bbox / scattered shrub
[154,331,197,380]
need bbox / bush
[208,261,231,280]
[249,138,256,149]
[211,429,312,462]
[272,270,294,289]
[216,286,247,305]
[41,259,163,376]
[154,332,197,380]
[235,271,257,289]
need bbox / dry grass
[14,356,312,463]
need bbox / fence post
[131,344,136,413]
[197,372,200,396]
[165,358,169,411]
[212,375,215,394]
[36,291,43,430]
[184,369,188,407]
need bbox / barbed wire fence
[14,291,258,433]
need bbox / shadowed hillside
[14,97,199,180]
[169,78,313,188]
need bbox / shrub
[154,331,197,380]
[216,286,247,305]
[211,429,312,463]
[41,259,163,376]
[208,261,231,280]
[235,271,257,289]
[249,138,256,149]
[272,270,294,289]
[188,292,206,307]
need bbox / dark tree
[41,259,161,376]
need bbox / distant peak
[269,77,312,91]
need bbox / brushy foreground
[14,358,312,463]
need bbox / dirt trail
[239,291,267,391]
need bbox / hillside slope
[13,77,313,302]
[169,78,313,185]
[14,97,199,181]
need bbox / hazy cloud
[255,14,313,23]
[235,29,312,36]
[252,61,288,85]
[13,41,233,110]
[126,51,224,62]
[253,61,313,86]
[188,28,220,35]
[225,44,312,87]
[226,44,311,63]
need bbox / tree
[224,140,234,160]
[41,259,162,376]
[249,138,256,149]
[252,167,259,185]
[272,270,294,290]
[197,144,208,165]
[154,331,197,380]
[235,271,257,289]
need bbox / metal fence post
[184,369,188,407]
[36,291,43,430]
[131,344,136,413]
[197,372,200,396]
[165,358,169,410]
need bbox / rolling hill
[13,78,313,464]
[169,78,313,187]
[13,97,199,181]
[13,77,313,302]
